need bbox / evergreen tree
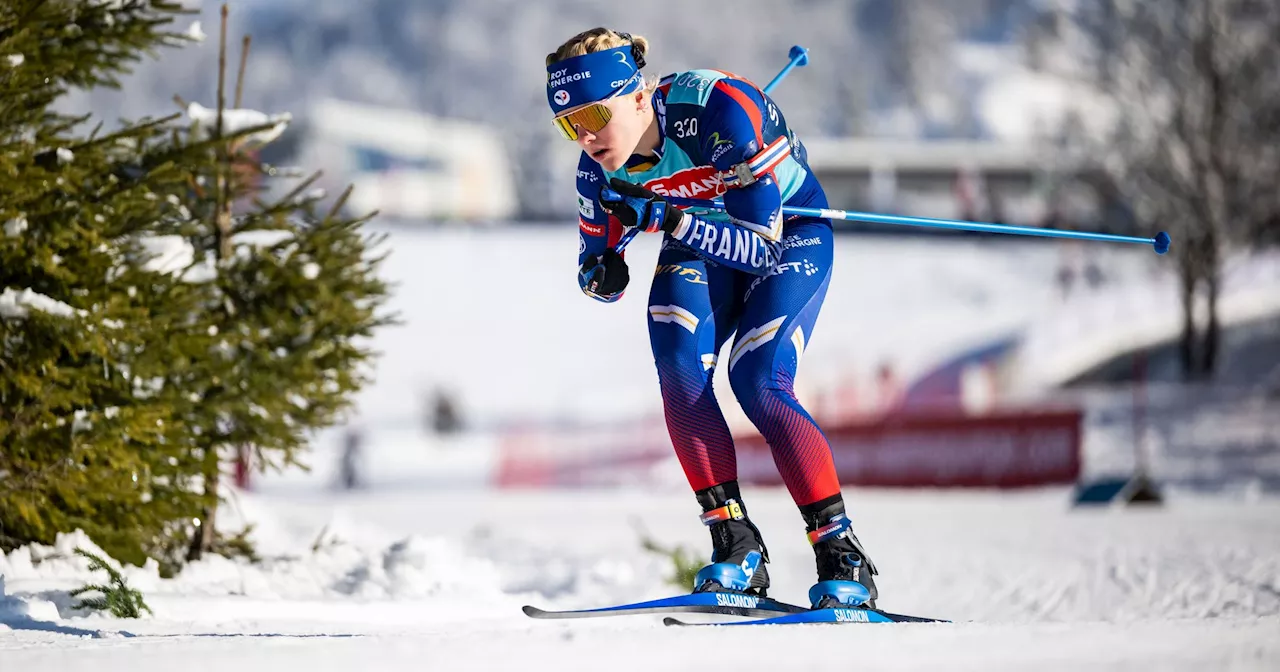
[1,2,393,569]
[0,0,205,567]
[159,8,394,559]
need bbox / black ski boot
[801,495,879,609]
[691,481,770,596]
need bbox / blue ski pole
[612,46,809,254]
[657,196,1172,254]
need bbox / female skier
[548,28,879,609]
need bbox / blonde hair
[546,28,659,96]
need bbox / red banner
[735,409,1082,489]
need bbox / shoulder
[660,69,744,107]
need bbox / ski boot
[802,495,879,609]
[690,481,770,596]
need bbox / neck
[634,101,661,158]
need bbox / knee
[729,365,773,409]
[654,350,713,403]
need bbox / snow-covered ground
[2,487,1278,670]
[5,228,1277,669]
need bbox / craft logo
[745,259,820,300]
[644,166,725,199]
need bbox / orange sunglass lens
[553,104,612,140]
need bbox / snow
[0,287,79,319]
[186,102,292,146]
[3,215,26,237]
[4,54,22,67]
[137,235,194,275]
[1012,250,1280,391]
[1,488,1277,670]
[136,235,217,283]
[3,229,1276,669]
[185,21,206,43]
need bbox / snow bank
[0,526,504,610]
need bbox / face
[572,91,648,172]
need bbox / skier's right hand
[579,248,629,302]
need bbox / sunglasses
[552,74,642,141]
[552,100,614,141]
[550,100,609,139]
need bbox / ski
[522,592,808,620]
[663,606,947,626]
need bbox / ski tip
[662,617,688,627]
[521,605,544,617]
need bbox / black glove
[598,177,685,235]
[579,248,629,300]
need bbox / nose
[575,128,596,149]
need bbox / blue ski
[663,606,947,626]
[523,592,807,620]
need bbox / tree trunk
[1203,244,1220,379]
[186,455,219,561]
[1178,250,1198,381]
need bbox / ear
[634,90,647,112]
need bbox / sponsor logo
[578,194,595,219]
[833,608,871,623]
[714,593,759,609]
[644,166,725,199]
[579,219,603,236]
[577,169,598,182]
[578,233,586,254]
[708,132,734,162]
[654,264,708,285]
[609,72,639,89]
[782,235,821,249]
[745,259,821,300]
[553,89,570,106]
[548,69,591,88]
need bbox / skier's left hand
[598,177,684,235]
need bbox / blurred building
[802,137,1134,234]
[290,99,518,222]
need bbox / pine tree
[0,0,205,567]
[168,8,393,559]
[2,2,392,570]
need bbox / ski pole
[613,46,809,254]
[658,196,1173,254]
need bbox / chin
[597,153,623,172]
